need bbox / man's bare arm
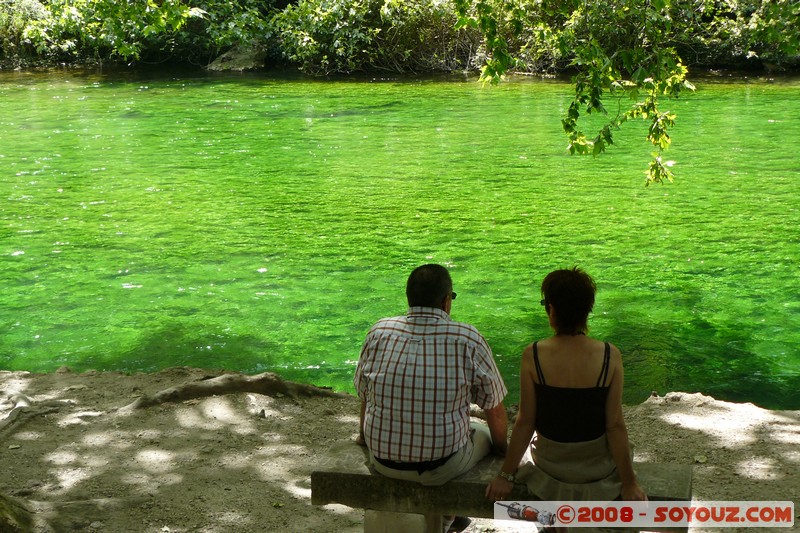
[356,400,366,446]
[483,402,509,456]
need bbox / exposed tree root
[30,496,147,532]
[117,371,348,415]
[1,493,147,533]
[0,395,72,440]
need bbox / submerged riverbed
[1,68,798,408]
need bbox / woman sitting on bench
[485,267,647,504]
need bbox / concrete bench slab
[311,440,692,532]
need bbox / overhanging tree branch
[454,0,696,184]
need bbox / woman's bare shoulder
[592,337,620,352]
[602,340,622,358]
[521,342,536,361]
[599,340,624,375]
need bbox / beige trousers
[369,421,493,486]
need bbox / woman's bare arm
[604,345,647,501]
[486,344,538,500]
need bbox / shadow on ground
[0,368,363,532]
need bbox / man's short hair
[406,264,452,308]
[541,267,596,335]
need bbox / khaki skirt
[515,432,624,501]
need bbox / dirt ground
[1,367,798,532]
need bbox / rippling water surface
[1,69,798,408]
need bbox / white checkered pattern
[354,307,507,463]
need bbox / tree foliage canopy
[271,0,482,75]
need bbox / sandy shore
[1,367,798,532]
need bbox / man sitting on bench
[354,264,509,533]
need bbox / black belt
[374,452,456,473]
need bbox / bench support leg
[363,510,445,532]
[364,510,430,533]
[424,512,442,533]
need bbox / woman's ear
[546,304,557,328]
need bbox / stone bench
[311,441,693,533]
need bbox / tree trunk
[0,491,35,532]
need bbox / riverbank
[1,367,797,532]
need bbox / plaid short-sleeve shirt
[354,307,507,463]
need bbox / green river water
[1,69,798,409]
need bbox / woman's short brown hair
[541,267,597,335]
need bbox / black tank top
[533,341,611,443]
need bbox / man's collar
[407,306,450,320]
